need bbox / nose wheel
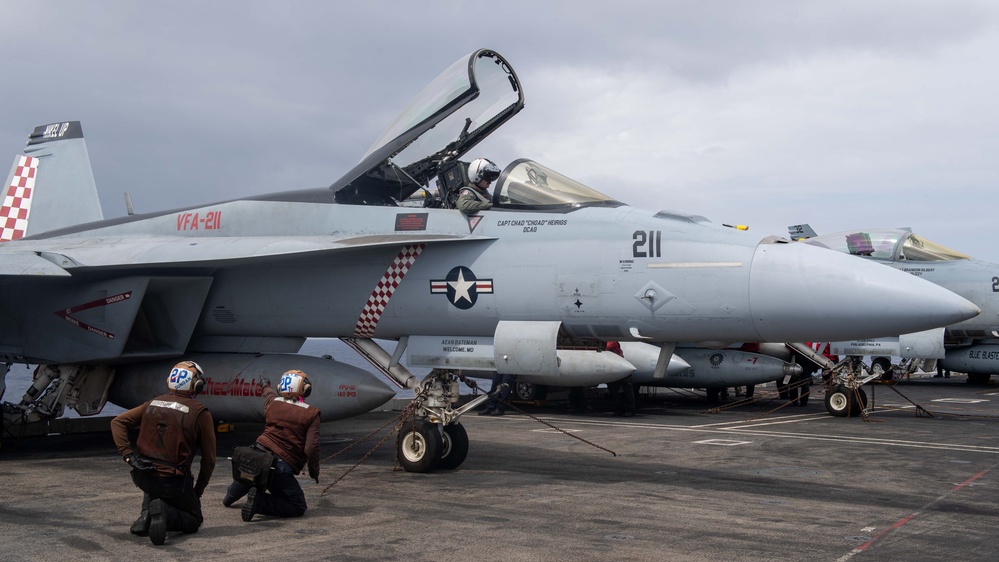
[396,420,471,473]
[437,423,469,470]
[824,384,868,417]
[397,420,443,473]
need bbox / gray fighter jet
[794,226,999,391]
[0,49,978,471]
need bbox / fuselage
[1,196,979,365]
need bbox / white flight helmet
[278,370,312,400]
[167,360,205,396]
[467,158,500,184]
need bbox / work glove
[260,377,271,388]
[309,467,320,484]
[124,455,153,471]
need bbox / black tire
[437,423,469,470]
[396,420,443,473]
[513,381,548,401]
[967,373,992,385]
[825,385,851,417]
[825,385,867,417]
[871,357,894,381]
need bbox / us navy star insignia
[430,266,494,309]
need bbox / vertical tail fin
[1,121,103,242]
[0,155,39,241]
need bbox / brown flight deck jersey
[111,393,217,496]
[254,385,321,477]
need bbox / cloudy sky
[3,1,998,260]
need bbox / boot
[129,510,150,536]
[148,499,166,546]
[222,490,241,508]
[130,494,151,536]
[242,488,258,522]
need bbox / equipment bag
[231,446,275,488]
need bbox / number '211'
[632,230,662,258]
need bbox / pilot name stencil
[496,219,567,233]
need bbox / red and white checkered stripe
[1,155,38,242]
[354,244,425,337]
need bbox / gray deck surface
[2,376,997,561]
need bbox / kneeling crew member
[111,361,216,546]
[224,370,321,521]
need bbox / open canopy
[331,49,524,205]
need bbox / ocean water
[2,338,431,419]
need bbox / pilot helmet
[468,158,500,184]
[167,360,205,396]
[278,369,312,400]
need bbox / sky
[2,1,998,260]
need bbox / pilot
[110,361,216,546]
[456,157,501,214]
[223,370,321,521]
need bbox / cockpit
[801,228,971,262]
[327,48,621,212]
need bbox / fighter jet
[792,225,999,395]
[0,49,979,472]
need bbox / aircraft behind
[794,225,999,386]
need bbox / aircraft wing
[0,251,72,276]
[0,233,493,274]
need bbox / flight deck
[2,377,997,561]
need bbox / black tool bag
[231,446,276,488]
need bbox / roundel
[709,353,724,367]
[430,266,494,310]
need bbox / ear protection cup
[302,377,312,399]
[191,372,206,396]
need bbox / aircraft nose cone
[749,242,980,342]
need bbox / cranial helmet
[167,360,205,396]
[278,370,312,400]
[467,158,500,184]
